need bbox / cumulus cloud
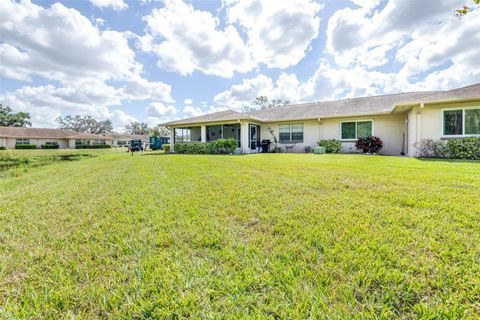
[89,0,128,11]
[0,0,175,130]
[141,0,253,78]
[225,0,323,69]
[326,0,461,68]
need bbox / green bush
[162,144,171,153]
[174,142,208,154]
[76,144,112,149]
[174,138,237,154]
[0,146,6,150]
[207,138,237,154]
[446,137,480,160]
[41,144,60,149]
[317,139,341,153]
[15,144,37,149]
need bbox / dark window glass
[444,110,463,135]
[357,121,372,138]
[341,122,356,139]
[465,109,480,135]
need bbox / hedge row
[0,146,6,150]
[15,144,37,149]
[317,139,341,153]
[41,144,60,149]
[416,137,480,160]
[174,138,237,154]
[76,144,112,149]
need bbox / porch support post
[169,127,175,151]
[201,125,206,143]
[240,121,249,154]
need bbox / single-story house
[163,83,480,157]
[0,127,149,149]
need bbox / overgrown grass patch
[0,153,479,318]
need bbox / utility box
[314,146,326,154]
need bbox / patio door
[249,124,260,150]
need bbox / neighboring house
[0,127,149,149]
[163,83,480,157]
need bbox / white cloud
[0,0,140,83]
[90,0,128,11]
[146,102,177,118]
[225,0,323,69]
[0,0,176,131]
[326,0,461,68]
[141,0,254,78]
[183,106,205,117]
[213,74,274,109]
[184,98,193,105]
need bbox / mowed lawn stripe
[0,153,479,318]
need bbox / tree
[125,121,149,135]
[243,96,290,112]
[149,125,170,137]
[455,0,479,17]
[56,115,113,134]
[0,104,32,127]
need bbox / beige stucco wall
[3,138,70,149]
[406,100,480,156]
[261,114,406,155]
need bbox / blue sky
[0,0,478,131]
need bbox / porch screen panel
[465,109,480,135]
[206,125,222,141]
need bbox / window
[16,138,29,145]
[443,108,480,136]
[279,123,304,142]
[45,141,58,146]
[75,139,90,145]
[117,140,128,146]
[175,128,191,142]
[341,121,373,140]
[92,139,106,145]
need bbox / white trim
[340,119,375,141]
[441,106,480,137]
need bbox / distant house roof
[0,127,150,140]
[163,83,480,126]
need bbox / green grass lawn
[0,152,479,318]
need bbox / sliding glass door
[249,124,260,150]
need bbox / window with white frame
[15,138,29,145]
[279,123,304,142]
[341,121,373,140]
[45,141,58,146]
[443,108,480,136]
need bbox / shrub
[15,144,37,149]
[317,139,341,153]
[355,136,383,154]
[446,137,480,160]
[41,144,60,149]
[414,139,448,158]
[174,138,237,154]
[174,142,208,154]
[76,144,112,149]
[0,146,6,150]
[162,144,171,153]
[207,138,237,154]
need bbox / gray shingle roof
[163,83,480,126]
